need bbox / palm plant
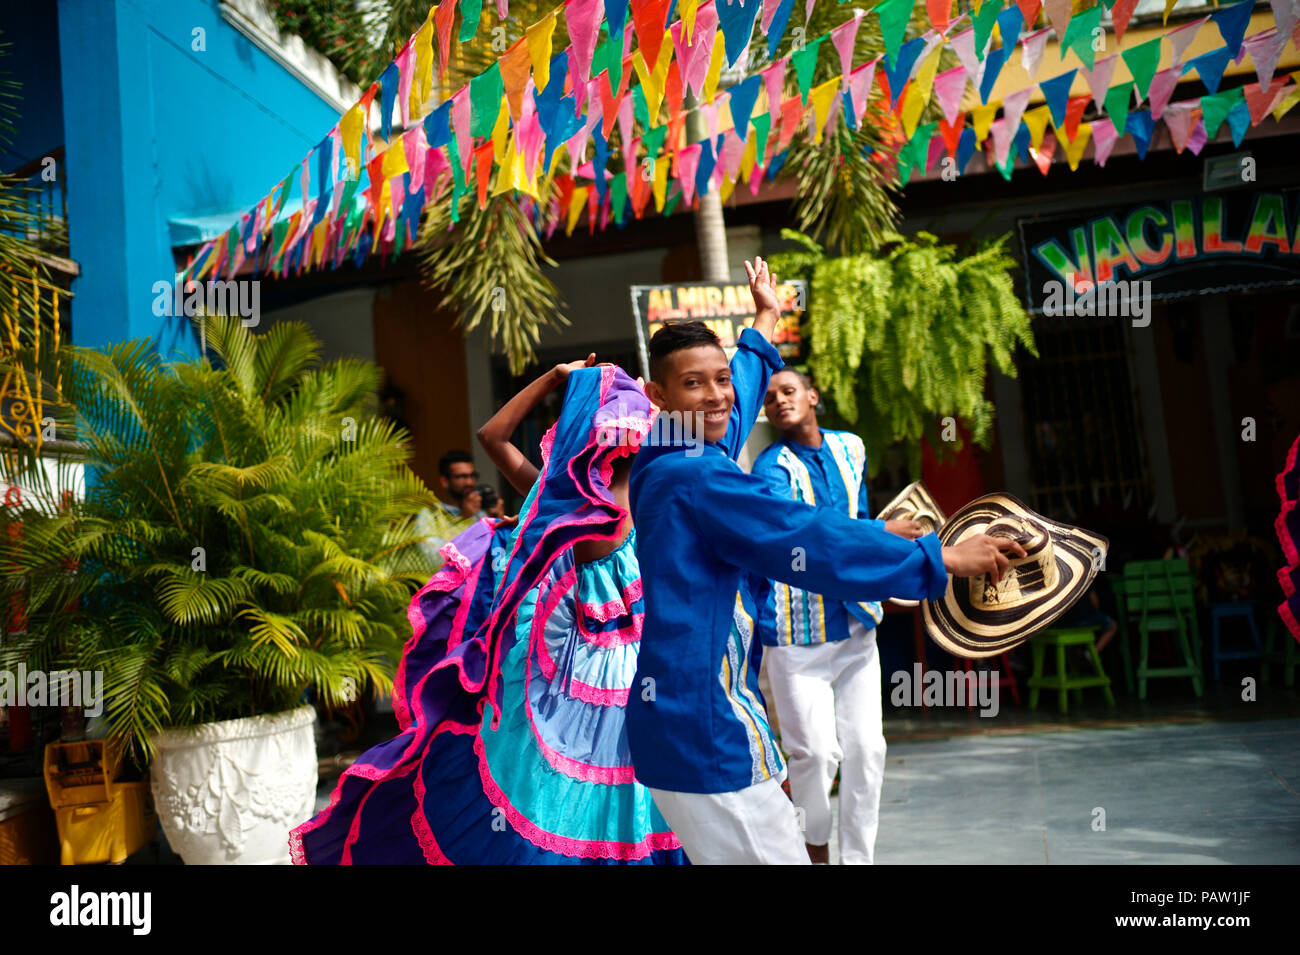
[0,315,440,766]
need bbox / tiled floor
[855,717,1300,865]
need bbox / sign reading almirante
[1018,189,1300,313]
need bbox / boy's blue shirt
[751,431,888,647]
[628,333,948,794]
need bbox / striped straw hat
[921,493,1109,658]
[875,481,948,608]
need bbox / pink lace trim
[472,732,679,859]
[580,577,645,622]
[577,609,643,648]
[568,678,631,707]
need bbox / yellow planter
[44,741,156,865]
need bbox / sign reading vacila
[1018,189,1300,314]
[630,279,806,379]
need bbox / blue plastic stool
[1207,602,1263,680]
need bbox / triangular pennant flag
[762,0,782,33]
[1210,0,1253,58]
[1062,122,1091,170]
[411,12,436,117]
[1021,26,1051,78]
[1244,76,1290,125]
[452,86,473,173]
[1148,67,1179,119]
[1127,108,1154,158]
[632,0,672,70]
[1274,0,1300,39]
[876,0,915,68]
[1060,3,1103,71]
[996,5,1024,50]
[882,36,927,109]
[395,42,415,129]
[1086,55,1118,111]
[499,40,532,122]
[1167,16,1208,65]
[792,35,825,105]
[1187,116,1209,155]
[526,12,557,92]
[675,142,702,205]
[956,125,977,172]
[1225,97,1251,146]
[978,45,1007,103]
[1022,103,1051,148]
[679,1,719,97]
[847,58,878,123]
[1272,73,1300,121]
[679,0,701,42]
[928,0,954,33]
[459,0,483,43]
[1091,117,1119,165]
[1104,80,1134,134]
[1183,46,1233,95]
[378,62,400,142]
[1110,0,1139,43]
[1040,69,1077,126]
[1163,102,1193,151]
[1016,0,1041,28]
[1244,29,1287,88]
[808,77,841,145]
[989,116,1015,165]
[470,62,504,137]
[752,111,772,160]
[435,1,456,78]
[606,0,630,37]
[972,101,999,143]
[831,11,865,84]
[716,0,762,68]
[1043,0,1071,39]
[763,58,788,116]
[1002,86,1033,136]
[566,0,605,86]
[902,44,944,136]
[1162,0,1178,25]
[1030,129,1055,175]
[950,28,984,86]
[765,0,795,57]
[939,112,966,155]
[1201,85,1246,137]
[934,65,968,124]
[728,73,762,137]
[1121,37,1162,101]
[703,29,727,100]
[972,0,1003,62]
[1063,94,1089,141]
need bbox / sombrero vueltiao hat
[875,481,947,608]
[921,493,1109,659]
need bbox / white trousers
[765,620,885,865]
[648,776,810,865]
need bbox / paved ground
[841,716,1300,865]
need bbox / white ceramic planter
[150,705,318,865]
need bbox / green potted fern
[0,315,438,863]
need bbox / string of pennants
[181,0,1300,283]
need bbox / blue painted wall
[42,0,345,356]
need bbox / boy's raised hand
[744,257,781,315]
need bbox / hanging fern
[771,228,1036,478]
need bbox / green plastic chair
[1028,626,1116,714]
[1119,559,1203,700]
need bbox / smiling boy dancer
[753,370,923,864]
[628,269,1025,865]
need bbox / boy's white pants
[648,776,810,865]
[765,620,885,865]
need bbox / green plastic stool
[1029,627,1116,714]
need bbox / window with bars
[1017,318,1153,522]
